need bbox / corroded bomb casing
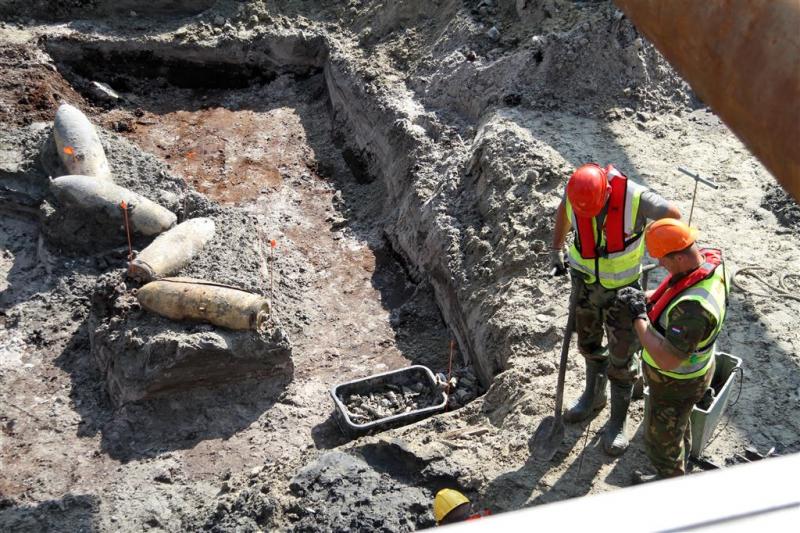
[137,277,270,331]
[50,175,176,235]
[129,217,216,282]
[53,103,112,180]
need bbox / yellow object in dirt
[433,489,470,524]
[137,277,270,331]
[129,217,216,282]
[53,103,113,181]
[50,175,176,236]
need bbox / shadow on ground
[0,494,98,533]
[53,313,292,462]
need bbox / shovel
[531,282,578,461]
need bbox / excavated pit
[41,35,480,439]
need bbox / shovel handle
[552,281,578,420]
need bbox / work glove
[549,247,567,276]
[616,286,647,320]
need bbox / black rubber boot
[564,359,608,423]
[603,381,633,456]
[631,374,644,400]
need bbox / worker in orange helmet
[551,163,681,456]
[433,489,491,525]
[615,219,730,483]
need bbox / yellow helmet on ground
[433,489,470,523]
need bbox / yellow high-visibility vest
[564,174,645,288]
[642,265,728,379]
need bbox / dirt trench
[41,29,495,392]
[0,21,475,533]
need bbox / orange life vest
[647,248,723,325]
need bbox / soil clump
[343,381,441,423]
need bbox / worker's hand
[616,286,647,319]
[549,247,567,276]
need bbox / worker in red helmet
[550,163,681,456]
[616,219,730,483]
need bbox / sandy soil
[1,1,799,531]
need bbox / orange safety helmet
[566,163,610,217]
[645,218,699,258]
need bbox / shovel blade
[531,415,565,462]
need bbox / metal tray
[689,351,742,457]
[330,365,447,437]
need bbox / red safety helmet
[567,163,610,217]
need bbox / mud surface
[1,1,800,531]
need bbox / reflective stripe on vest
[565,171,645,288]
[642,264,729,379]
[647,249,722,324]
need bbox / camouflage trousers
[643,359,715,478]
[571,272,640,385]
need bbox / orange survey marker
[254,226,279,313]
[447,339,455,389]
[445,339,455,411]
[254,225,270,296]
[270,239,277,304]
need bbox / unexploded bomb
[129,217,216,282]
[50,175,176,236]
[53,103,113,180]
[137,277,270,331]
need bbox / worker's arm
[633,318,686,371]
[634,301,716,371]
[663,203,681,220]
[548,199,571,275]
[639,190,681,223]
[551,199,570,249]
